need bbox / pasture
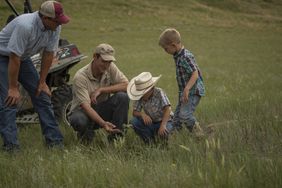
[0,0,281,187]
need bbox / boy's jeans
[173,95,201,131]
[0,57,63,149]
[131,117,174,144]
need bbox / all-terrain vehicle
[3,0,87,126]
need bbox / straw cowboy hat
[127,72,161,100]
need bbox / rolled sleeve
[108,63,128,84]
[72,75,91,108]
[159,89,171,109]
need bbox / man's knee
[69,110,89,132]
[114,92,129,105]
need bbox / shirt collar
[86,61,109,82]
[35,11,46,31]
[173,46,185,60]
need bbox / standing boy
[127,72,174,144]
[159,28,205,135]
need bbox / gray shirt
[0,11,60,60]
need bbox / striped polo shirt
[71,62,128,112]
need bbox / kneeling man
[69,43,129,144]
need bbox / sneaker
[192,122,205,138]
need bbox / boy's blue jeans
[131,117,174,144]
[0,56,63,149]
[173,95,201,131]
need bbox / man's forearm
[80,103,106,127]
[99,81,128,94]
[8,53,21,88]
[39,51,54,83]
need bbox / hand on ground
[103,121,122,133]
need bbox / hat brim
[101,54,116,62]
[56,15,70,24]
[127,75,161,100]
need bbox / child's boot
[192,122,205,138]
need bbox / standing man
[0,1,70,151]
[69,43,129,144]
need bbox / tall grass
[0,0,282,187]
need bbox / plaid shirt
[133,87,172,122]
[173,47,205,97]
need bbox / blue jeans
[0,56,63,149]
[69,92,129,143]
[173,95,201,131]
[131,117,174,144]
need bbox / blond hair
[159,28,181,47]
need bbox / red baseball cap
[39,1,70,24]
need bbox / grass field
[0,0,282,187]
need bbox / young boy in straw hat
[159,28,205,136]
[127,72,174,144]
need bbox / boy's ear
[171,42,178,47]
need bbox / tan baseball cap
[39,1,70,24]
[95,43,116,62]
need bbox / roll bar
[4,0,33,16]
[4,0,19,16]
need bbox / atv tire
[52,84,73,126]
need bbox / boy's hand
[141,113,152,125]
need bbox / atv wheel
[52,84,73,126]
